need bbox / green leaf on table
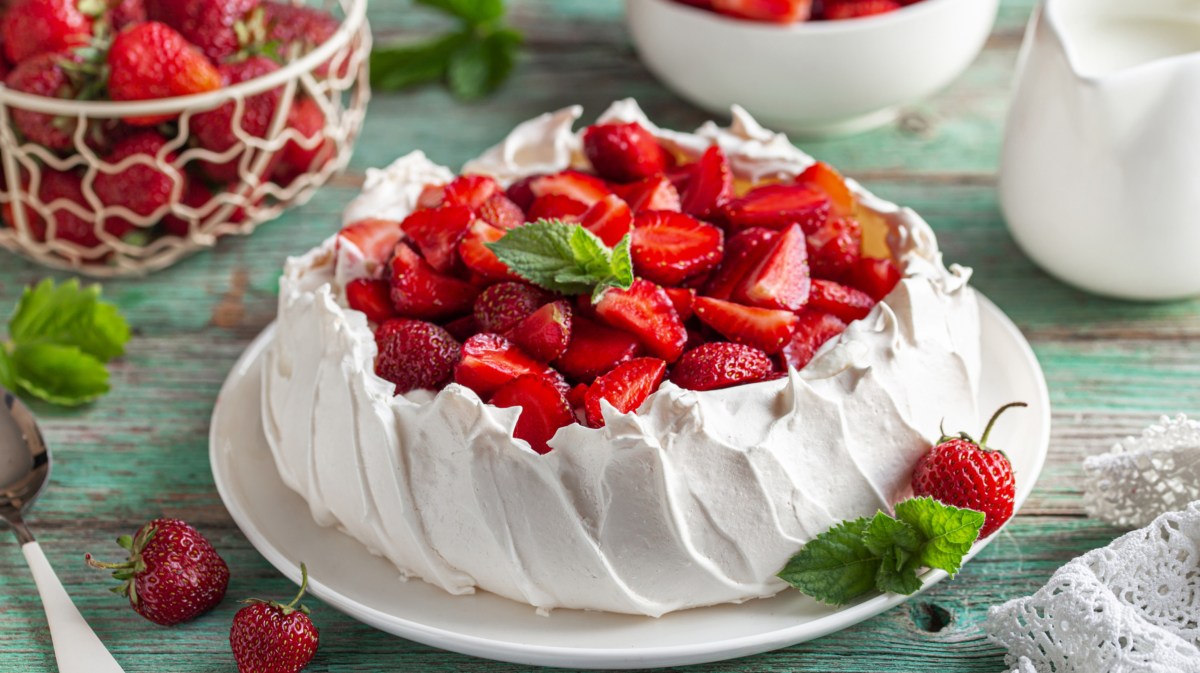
[486,221,634,300]
[10,343,109,406]
[447,28,521,101]
[370,31,469,91]
[416,0,505,24]
[777,518,879,606]
[895,496,985,576]
[8,278,130,361]
[0,347,15,391]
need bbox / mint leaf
[10,343,109,406]
[447,29,521,101]
[486,221,634,298]
[876,546,924,595]
[777,518,880,606]
[895,496,985,576]
[8,278,130,361]
[0,347,14,391]
[370,31,469,91]
[416,0,504,24]
[862,511,921,557]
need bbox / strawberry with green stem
[230,563,319,673]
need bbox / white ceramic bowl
[625,0,999,137]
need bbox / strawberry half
[375,319,462,393]
[507,299,573,362]
[614,175,681,213]
[442,174,500,211]
[851,257,903,301]
[401,205,475,272]
[807,216,862,281]
[479,193,525,230]
[822,0,901,19]
[584,357,667,428]
[459,219,521,282]
[491,374,574,454]
[530,170,612,207]
[680,144,733,219]
[808,279,876,323]
[778,310,847,371]
[693,296,799,355]
[528,194,588,222]
[345,278,396,324]
[579,194,633,247]
[795,161,855,218]
[337,218,404,277]
[663,287,696,321]
[594,279,688,362]
[670,342,773,391]
[554,315,644,383]
[713,0,812,22]
[734,223,811,311]
[583,121,668,184]
[454,333,553,399]
[703,227,778,301]
[631,211,724,286]
[474,282,549,333]
[722,183,831,233]
[388,242,479,321]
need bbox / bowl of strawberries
[0,0,370,276]
[626,0,998,136]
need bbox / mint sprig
[778,497,985,606]
[370,0,523,100]
[0,279,130,406]
[486,220,634,303]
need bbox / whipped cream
[263,101,982,616]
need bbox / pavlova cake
[262,100,982,616]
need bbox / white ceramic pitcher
[1000,0,1200,301]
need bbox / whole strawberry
[192,54,282,182]
[86,518,230,625]
[911,402,1026,538]
[93,130,186,231]
[145,0,260,63]
[230,563,319,673]
[2,0,96,65]
[107,21,221,125]
[5,51,85,150]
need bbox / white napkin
[1083,415,1200,528]
[984,502,1200,673]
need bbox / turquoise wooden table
[3,1,1198,671]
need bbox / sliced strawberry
[702,227,778,300]
[664,287,697,321]
[851,257,903,301]
[779,310,847,371]
[454,333,552,399]
[584,357,667,428]
[692,296,798,355]
[374,319,461,393]
[491,374,574,454]
[459,219,521,282]
[722,184,831,233]
[583,121,668,184]
[506,174,541,211]
[346,278,396,324]
[821,0,901,19]
[670,342,773,391]
[594,279,688,362]
[388,242,480,321]
[713,0,813,22]
[809,280,876,323]
[442,174,500,211]
[631,211,724,286]
[417,184,445,210]
[807,216,862,281]
[474,282,549,333]
[795,161,855,217]
[443,314,479,342]
[400,205,474,273]
[554,315,644,383]
[479,193,525,230]
[528,194,588,222]
[337,218,404,274]
[614,175,681,213]
[568,382,589,411]
[681,145,733,219]
[530,170,612,207]
[507,300,573,362]
[734,223,811,311]
[579,194,633,247]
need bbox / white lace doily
[984,502,1200,673]
[1083,415,1200,528]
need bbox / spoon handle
[22,541,127,673]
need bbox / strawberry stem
[284,563,310,612]
[979,402,1027,448]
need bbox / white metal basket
[0,0,371,277]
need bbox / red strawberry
[145,0,259,63]
[822,0,901,20]
[400,205,474,273]
[388,242,479,321]
[459,219,521,282]
[530,170,612,207]
[229,563,318,673]
[2,0,94,64]
[795,161,855,217]
[491,373,574,454]
[713,0,812,22]
[735,223,811,311]
[454,333,552,399]
[374,319,461,393]
[594,279,688,362]
[663,287,696,321]
[703,227,777,301]
[33,169,133,249]
[527,194,587,222]
[345,278,396,324]
[442,314,478,342]
[583,121,667,184]
[808,279,876,322]
[613,175,681,213]
[505,174,540,211]
[631,211,724,286]
[693,296,798,355]
[441,174,499,211]
[86,518,229,626]
[193,55,282,183]
[478,193,525,230]
[259,1,339,70]
[852,257,903,301]
[106,0,146,29]
[336,218,403,274]
[567,382,589,411]
[276,96,333,185]
[722,184,831,233]
[670,342,773,391]
[473,282,548,333]
[107,22,221,125]
[579,194,633,247]
[680,144,733,219]
[911,402,1026,538]
[94,131,185,232]
[807,216,862,281]
[553,315,644,383]
[507,300,572,362]
[162,181,215,237]
[778,310,846,370]
[583,357,666,428]
[5,51,83,150]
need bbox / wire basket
[0,0,371,277]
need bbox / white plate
[210,293,1050,669]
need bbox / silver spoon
[0,388,125,673]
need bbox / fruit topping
[614,175,681,213]
[554,315,644,383]
[583,121,668,184]
[852,257,903,301]
[734,223,811,311]
[693,296,798,355]
[631,211,724,286]
[374,319,461,393]
[528,193,588,221]
[507,299,573,362]
[442,174,500,210]
[680,145,733,219]
[474,282,549,333]
[530,170,612,207]
[808,279,876,323]
[337,218,403,275]
[454,333,553,399]
[583,357,667,427]
[722,183,831,233]
[594,279,687,362]
[345,278,397,324]
[491,374,574,454]
[459,219,522,282]
[479,193,525,230]
[401,204,475,273]
[388,242,479,321]
[778,310,847,370]
[579,194,634,247]
[806,216,862,281]
[670,342,773,391]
